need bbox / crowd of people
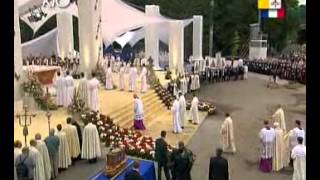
[244,54,306,84]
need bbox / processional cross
[16,105,36,146]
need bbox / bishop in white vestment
[63,118,81,159]
[272,105,286,132]
[81,122,101,162]
[30,140,46,180]
[88,73,100,112]
[35,134,51,180]
[272,122,285,171]
[77,73,89,107]
[171,97,182,134]
[119,64,125,90]
[54,72,64,106]
[190,95,199,124]
[56,124,72,169]
[140,65,148,93]
[179,92,186,128]
[105,65,113,90]
[63,72,74,107]
[220,113,236,153]
[129,65,138,92]
[258,121,275,172]
[291,137,306,180]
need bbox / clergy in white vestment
[54,71,64,106]
[63,118,81,159]
[258,121,276,172]
[243,65,248,80]
[171,96,182,134]
[272,122,285,171]
[88,73,100,112]
[288,120,306,150]
[190,74,196,91]
[105,64,113,90]
[133,94,146,130]
[220,113,236,154]
[81,121,101,163]
[56,124,72,169]
[30,140,46,180]
[14,140,22,180]
[77,72,89,107]
[272,105,286,132]
[195,74,200,90]
[119,64,126,90]
[291,137,306,180]
[179,92,186,129]
[34,134,51,180]
[140,64,148,93]
[190,94,200,124]
[180,76,188,95]
[129,64,138,92]
[63,71,74,107]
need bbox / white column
[78,0,101,74]
[193,15,203,60]
[169,20,184,75]
[14,0,24,112]
[57,12,74,58]
[145,5,160,68]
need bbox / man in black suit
[125,160,143,180]
[171,141,195,180]
[155,131,171,180]
[209,148,229,180]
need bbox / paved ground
[55,73,306,180]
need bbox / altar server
[56,124,72,169]
[220,113,236,153]
[14,140,22,180]
[77,72,89,107]
[64,71,74,107]
[272,104,286,132]
[54,71,64,106]
[30,139,46,180]
[140,64,148,93]
[272,122,285,171]
[258,121,275,172]
[88,73,100,112]
[291,137,306,180]
[129,64,138,92]
[81,121,101,163]
[133,94,146,130]
[288,120,305,150]
[119,64,126,90]
[179,92,186,129]
[63,118,80,160]
[190,94,199,124]
[105,64,113,90]
[171,96,182,133]
[35,134,51,180]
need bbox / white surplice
[171,99,182,133]
[291,144,306,180]
[56,131,71,168]
[190,97,199,124]
[195,74,200,90]
[179,95,186,127]
[63,75,74,107]
[14,148,22,180]
[259,127,275,159]
[272,108,286,132]
[81,123,101,159]
[35,140,52,180]
[288,127,305,150]
[119,67,125,90]
[180,77,188,95]
[129,67,138,91]
[190,75,196,90]
[29,146,46,180]
[220,117,236,153]
[140,67,148,93]
[88,78,100,112]
[105,67,113,90]
[63,124,81,158]
[77,78,89,107]
[272,127,285,171]
[54,76,64,106]
[134,98,144,121]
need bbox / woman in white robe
[35,134,52,180]
[291,137,306,180]
[119,64,126,90]
[129,65,138,92]
[220,113,236,153]
[171,98,182,134]
[56,125,72,169]
[81,122,101,161]
[140,65,148,93]
[30,140,46,180]
[88,74,100,112]
[190,95,199,124]
[105,65,113,90]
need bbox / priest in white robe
[56,124,72,169]
[88,73,100,112]
[63,71,74,107]
[81,121,101,163]
[54,71,64,106]
[105,64,113,90]
[272,105,286,132]
[133,94,146,130]
[119,64,126,90]
[129,64,138,92]
[171,96,182,134]
[272,122,285,171]
[30,139,46,180]
[34,134,51,180]
[140,64,148,93]
[14,140,22,180]
[190,94,199,124]
[64,118,81,160]
[220,113,236,153]
[179,92,186,129]
[258,121,276,172]
[291,137,306,180]
[77,72,89,107]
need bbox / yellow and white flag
[258,0,282,9]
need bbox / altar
[23,65,60,85]
[89,158,156,180]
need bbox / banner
[258,0,282,9]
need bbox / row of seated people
[23,55,80,71]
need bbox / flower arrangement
[186,100,216,115]
[68,89,86,114]
[21,75,58,110]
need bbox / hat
[273,122,279,127]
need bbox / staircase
[107,90,171,129]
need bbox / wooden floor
[14,71,207,147]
